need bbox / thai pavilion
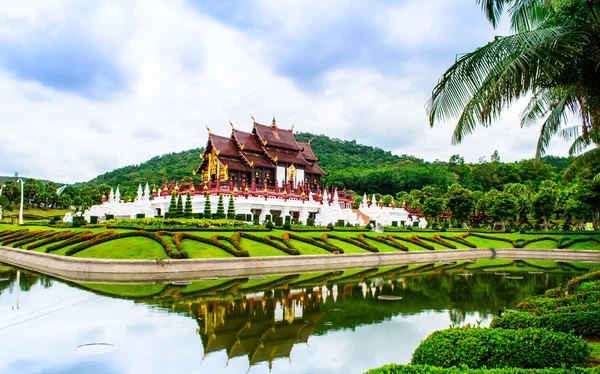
[84,117,427,228]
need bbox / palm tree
[562,127,600,182]
[428,0,600,167]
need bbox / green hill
[83,148,204,188]
[79,133,571,195]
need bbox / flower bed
[2,230,44,246]
[0,229,30,244]
[46,231,107,253]
[11,230,58,248]
[26,231,79,250]
[105,217,251,230]
[411,327,589,369]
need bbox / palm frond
[563,146,600,181]
[568,134,592,156]
[508,0,550,32]
[534,92,573,161]
[521,88,552,128]
[558,125,581,141]
[477,0,510,28]
[427,26,587,145]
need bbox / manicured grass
[464,236,512,248]
[327,239,371,254]
[289,239,331,255]
[524,240,558,249]
[570,241,600,250]
[4,207,73,218]
[73,237,168,259]
[80,283,166,297]
[241,238,289,256]
[183,239,235,258]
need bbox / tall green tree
[446,184,474,227]
[488,191,518,230]
[532,181,558,230]
[184,192,193,216]
[422,197,446,226]
[227,194,236,219]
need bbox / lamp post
[18,179,24,225]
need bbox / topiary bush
[265,221,275,230]
[491,311,600,336]
[364,364,600,374]
[282,221,291,230]
[411,327,589,369]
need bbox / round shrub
[265,221,274,230]
[411,327,589,369]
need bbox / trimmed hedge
[0,229,30,244]
[515,291,600,312]
[65,231,186,259]
[412,327,589,369]
[286,233,344,253]
[45,231,105,253]
[418,235,457,249]
[392,235,435,250]
[173,232,248,257]
[440,234,477,248]
[240,233,300,255]
[491,311,600,336]
[327,234,379,252]
[364,364,600,374]
[11,230,58,248]
[26,231,78,250]
[2,230,43,246]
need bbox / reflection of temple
[193,291,326,369]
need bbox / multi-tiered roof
[197,117,326,183]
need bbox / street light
[18,179,24,225]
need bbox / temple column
[299,207,309,225]
[260,206,271,223]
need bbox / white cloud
[0,0,571,183]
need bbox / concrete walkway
[1,245,599,283]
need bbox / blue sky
[0,0,571,183]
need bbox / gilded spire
[272,116,277,128]
[229,120,235,130]
[251,114,256,124]
[205,125,211,135]
[307,137,314,145]
[291,124,295,132]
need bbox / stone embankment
[1,245,599,283]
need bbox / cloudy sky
[0,0,572,183]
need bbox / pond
[0,260,597,374]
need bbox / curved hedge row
[411,327,589,369]
[365,364,600,374]
[491,311,600,336]
[26,231,78,250]
[240,232,300,255]
[65,231,186,259]
[173,232,247,257]
[360,234,408,251]
[45,231,104,253]
[392,235,435,250]
[287,233,344,253]
[440,234,477,248]
[418,235,456,249]
[11,230,57,248]
[327,234,379,252]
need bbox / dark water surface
[0,261,596,374]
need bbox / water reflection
[0,261,596,374]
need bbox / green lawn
[73,237,168,259]
[1,225,599,260]
[4,207,73,218]
[183,239,235,258]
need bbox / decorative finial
[272,116,276,127]
[308,137,314,145]
[205,125,211,134]
[230,120,234,130]
[251,114,256,124]
[192,170,197,175]
[291,124,295,132]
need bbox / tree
[488,192,518,230]
[227,194,236,218]
[422,197,446,226]
[445,184,474,227]
[184,192,193,217]
[204,193,212,217]
[532,182,558,231]
[428,1,600,170]
[168,193,176,214]
[216,194,225,219]
[504,183,531,223]
[176,194,184,216]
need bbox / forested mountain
[83,148,204,188]
[79,133,573,196]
